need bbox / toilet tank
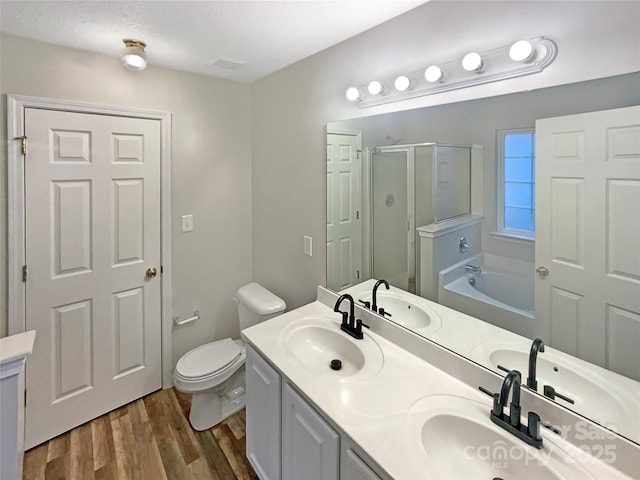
[236,282,286,330]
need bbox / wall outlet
[181,214,194,232]
[304,235,312,256]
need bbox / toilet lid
[177,338,241,379]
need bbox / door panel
[24,108,162,448]
[52,180,93,275]
[282,383,339,480]
[326,133,362,291]
[246,346,282,480]
[535,105,640,378]
[53,300,93,401]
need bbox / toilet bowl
[173,282,285,430]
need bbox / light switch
[181,214,194,232]
[304,235,312,256]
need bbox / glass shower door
[371,149,410,291]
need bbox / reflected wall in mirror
[326,72,640,443]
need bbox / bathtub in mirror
[325,72,640,444]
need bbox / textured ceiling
[0,0,427,82]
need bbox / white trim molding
[6,94,174,388]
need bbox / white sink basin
[408,395,594,480]
[279,316,384,382]
[471,344,639,435]
[363,291,443,335]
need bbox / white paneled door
[24,108,162,448]
[535,105,640,379]
[326,132,362,291]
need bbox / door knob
[536,266,549,277]
[146,267,157,279]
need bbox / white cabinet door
[282,383,339,480]
[246,345,281,480]
[341,447,384,480]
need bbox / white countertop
[342,279,640,442]
[242,301,630,480]
[0,330,36,378]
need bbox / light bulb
[367,80,384,95]
[424,65,444,83]
[345,87,361,102]
[121,39,147,71]
[509,40,536,62]
[462,52,483,72]
[394,76,411,92]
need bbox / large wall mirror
[326,72,640,444]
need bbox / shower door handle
[536,266,549,277]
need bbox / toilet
[173,282,286,430]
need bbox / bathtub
[438,253,535,338]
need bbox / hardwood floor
[23,388,258,480]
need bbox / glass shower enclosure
[371,143,472,293]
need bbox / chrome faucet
[334,294,368,340]
[480,370,543,448]
[465,264,481,274]
[458,236,469,253]
[372,279,389,313]
[527,338,545,390]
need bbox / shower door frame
[370,142,473,293]
[370,144,420,292]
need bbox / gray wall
[0,33,253,368]
[251,1,640,309]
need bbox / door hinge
[357,270,360,279]
[24,390,27,406]
[22,265,27,282]
[15,136,27,155]
[356,210,360,220]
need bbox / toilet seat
[173,338,246,393]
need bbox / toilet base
[188,368,246,431]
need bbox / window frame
[496,127,536,242]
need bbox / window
[498,129,535,239]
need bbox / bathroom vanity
[241,288,637,480]
[0,330,35,480]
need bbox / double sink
[272,301,608,479]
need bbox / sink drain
[330,359,342,371]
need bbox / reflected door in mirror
[327,132,362,291]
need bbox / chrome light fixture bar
[348,37,557,108]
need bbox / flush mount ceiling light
[367,80,385,95]
[346,36,557,108]
[462,52,483,72]
[121,38,147,71]
[394,75,411,92]
[345,86,362,102]
[424,65,444,83]
[509,40,536,62]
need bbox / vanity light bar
[346,37,557,108]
